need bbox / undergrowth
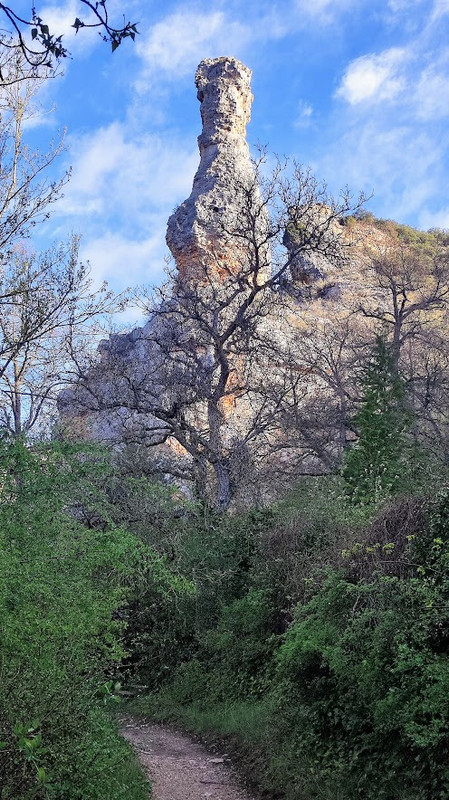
[124,476,449,800]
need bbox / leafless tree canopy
[0,237,127,437]
[63,165,449,510]
[65,158,368,510]
[0,55,128,438]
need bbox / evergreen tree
[342,337,413,503]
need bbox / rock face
[59,56,348,502]
[166,57,262,283]
[60,55,441,508]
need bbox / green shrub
[273,505,449,799]
[122,469,449,800]
[0,439,150,799]
[123,552,196,689]
[199,588,278,700]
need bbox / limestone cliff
[59,56,449,507]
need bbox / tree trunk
[213,460,233,512]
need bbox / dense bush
[132,484,449,800]
[198,588,277,700]
[274,564,449,799]
[123,550,196,690]
[0,439,153,799]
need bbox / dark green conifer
[342,336,413,503]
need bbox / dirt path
[120,715,259,800]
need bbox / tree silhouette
[0,2,138,83]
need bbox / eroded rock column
[166,56,259,284]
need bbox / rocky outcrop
[166,57,268,284]
[59,55,352,500]
[59,56,447,508]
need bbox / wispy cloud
[38,0,100,54]
[415,55,449,120]
[134,3,296,88]
[293,100,314,129]
[431,0,449,21]
[136,10,251,82]
[317,6,449,228]
[48,120,199,291]
[317,120,441,220]
[387,0,427,15]
[336,48,407,104]
[419,206,449,230]
[60,122,197,225]
[293,0,359,24]
[26,0,449,313]
[80,230,167,293]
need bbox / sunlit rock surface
[166,57,265,284]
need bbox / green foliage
[195,588,277,701]
[123,549,196,690]
[112,489,264,688]
[175,508,262,631]
[342,337,415,504]
[0,438,150,799]
[253,476,371,611]
[273,559,449,797]
[346,211,448,249]
[127,479,449,800]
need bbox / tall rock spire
[166,56,256,283]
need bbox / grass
[130,693,270,742]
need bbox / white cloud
[320,5,449,232]
[419,206,449,230]
[38,0,99,53]
[315,112,444,225]
[293,100,314,128]
[61,122,198,225]
[136,10,250,80]
[415,64,449,120]
[387,0,426,12]
[22,107,56,130]
[431,0,449,20]
[80,231,166,288]
[336,48,407,104]
[293,0,357,24]
[49,120,200,294]
[134,4,291,88]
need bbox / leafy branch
[0,1,138,80]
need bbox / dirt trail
[120,715,259,800]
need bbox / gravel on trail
[120,715,259,800]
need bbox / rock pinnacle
[166,56,255,283]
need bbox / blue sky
[12,0,449,322]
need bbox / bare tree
[0,53,68,257]
[278,315,369,466]
[283,220,449,466]
[351,223,449,455]
[0,236,126,437]
[358,224,449,373]
[67,158,365,510]
[0,56,127,438]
